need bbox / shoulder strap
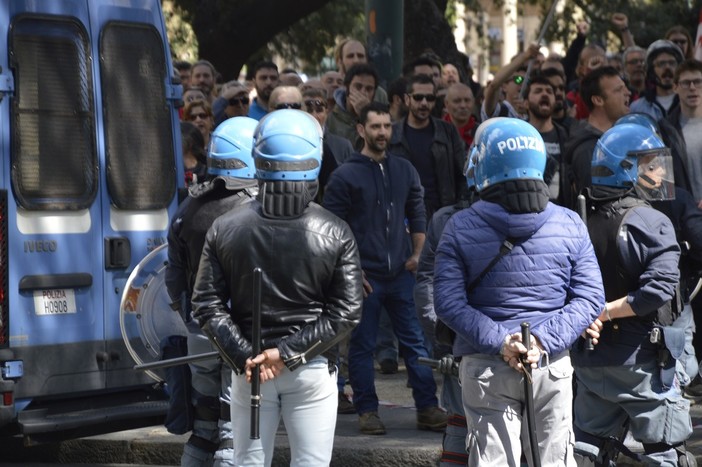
[467,237,517,293]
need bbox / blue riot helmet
[252,109,323,181]
[464,146,477,190]
[207,116,258,188]
[472,117,546,192]
[591,123,675,201]
[614,113,661,137]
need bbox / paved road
[3,365,702,466]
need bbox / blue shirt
[248,98,268,121]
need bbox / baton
[418,356,459,377]
[520,0,561,99]
[250,267,263,440]
[521,322,541,467]
[134,351,219,371]
[577,194,595,351]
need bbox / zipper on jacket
[378,161,392,273]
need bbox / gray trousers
[460,350,576,467]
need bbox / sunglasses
[274,102,302,110]
[304,99,327,112]
[410,93,437,103]
[228,96,250,106]
[512,75,524,85]
[190,112,209,120]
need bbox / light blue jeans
[230,357,338,466]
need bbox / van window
[100,22,176,210]
[10,16,98,210]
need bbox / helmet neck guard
[259,180,318,219]
[480,179,549,214]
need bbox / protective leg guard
[213,403,234,467]
[181,433,218,467]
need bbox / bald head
[336,39,367,74]
[269,86,303,110]
[445,83,475,126]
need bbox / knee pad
[193,394,220,422]
[220,402,231,421]
[186,433,219,454]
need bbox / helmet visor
[633,148,675,201]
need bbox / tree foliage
[502,0,699,53]
[167,0,464,81]
[266,0,365,76]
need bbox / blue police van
[0,0,185,444]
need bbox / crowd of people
[162,11,702,467]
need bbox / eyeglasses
[678,78,702,89]
[274,102,302,110]
[625,58,644,66]
[512,75,524,85]
[304,99,327,112]
[228,96,250,106]
[410,93,437,103]
[654,59,678,69]
[190,112,209,120]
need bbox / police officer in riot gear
[572,123,696,466]
[192,110,362,466]
[434,117,604,467]
[165,116,259,467]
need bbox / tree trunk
[404,0,467,73]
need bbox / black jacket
[389,117,466,218]
[192,201,363,373]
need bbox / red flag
[695,8,702,60]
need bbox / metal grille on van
[10,18,98,211]
[100,22,176,210]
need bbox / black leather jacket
[192,201,363,373]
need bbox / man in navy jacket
[324,102,447,436]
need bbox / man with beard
[334,38,389,105]
[190,60,217,103]
[247,60,279,120]
[540,67,577,133]
[324,102,447,436]
[327,63,379,150]
[388,74,466,221]
[526,74,570,207]
[565,66,631,208]
[630,40,683,121]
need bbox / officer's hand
[582,319,603,346]
[245,348,285,383]
[437,355,456,376]
[501,333,528,371]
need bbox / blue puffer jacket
[434,200,604,357]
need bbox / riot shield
[120,243,187,382]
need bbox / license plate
[33,289,77,315]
